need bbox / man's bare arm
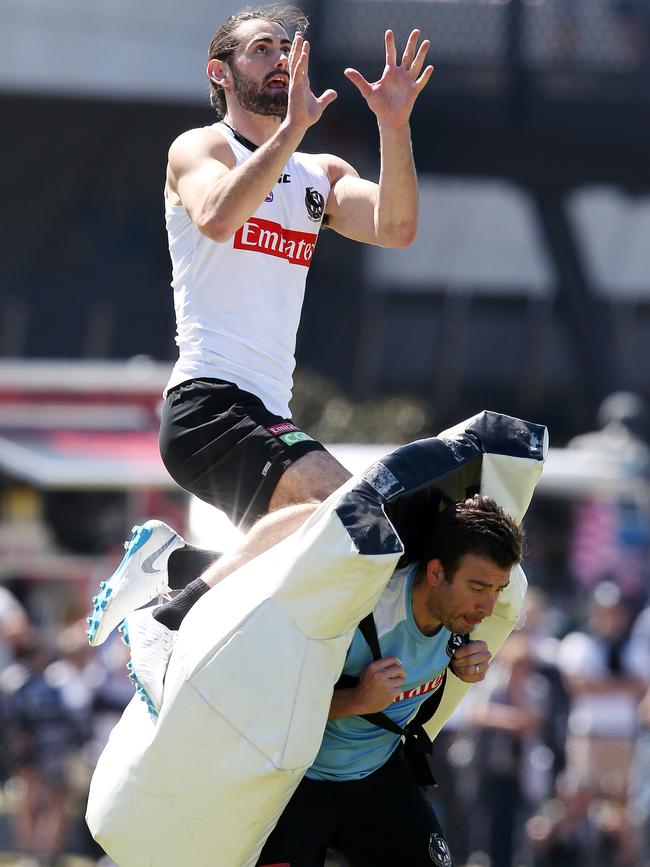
[317,152,417,248]
[320,29,433,249]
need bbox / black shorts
[256,748,453,867]
[159,378,326,530]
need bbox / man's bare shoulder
[168,125,236,173]
[311,153,360,185]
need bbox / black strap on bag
[335,614,468,787]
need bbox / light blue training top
[307,564,453,781]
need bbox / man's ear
[426,558,445,587]
[207,58,230,89]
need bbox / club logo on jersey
[445,633,465,659]
[305,187,325,221]
[428,833,453,867]
[233,217,318,267]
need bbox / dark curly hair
[418,495,524,577]
[207,4,308,119]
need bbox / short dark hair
[207,4,308,118]
[418,495,524,577]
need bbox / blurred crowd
[0,588,129,866]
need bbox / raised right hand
[285,32,337,131]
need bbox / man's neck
[410,571,443,636]
[223,106,282,148]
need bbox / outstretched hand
[286,32,337,131]
[344,29,433,127]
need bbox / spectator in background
[469,633,555,867]
[0,584,32,786]
[1,636,84,867]
[526,771,602,867]
[0,584,31,670]
[630,684,650,867]
[568,391,650,599]
[49,619,130,866]
[556,580,648,805]
[628,603,650,866]
[556,581,648,867]
[568,391,650,598]
[46,622,104,808]
[575,391,650,472]
[517,587,570,780]
[518,586,561,664]
[85,633,133,759]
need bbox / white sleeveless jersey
[164,122,331,417]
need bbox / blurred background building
[1,1,650,864]
[3,0,650,439]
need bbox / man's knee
[269,450,351,511]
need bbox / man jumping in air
[87,3,433,716]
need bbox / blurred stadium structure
[2,0,650,441]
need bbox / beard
[231,66,288,117]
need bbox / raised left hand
[344,29,434,128]
[450,639,492,683]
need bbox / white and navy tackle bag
[86,411,547,867]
